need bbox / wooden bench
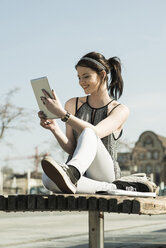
[0,194,166,248]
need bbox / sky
[0,0,166,173]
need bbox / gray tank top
[72,96,122,179]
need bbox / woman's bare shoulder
[108,99,129,115]
[65,96,86,105]
[65,96,87,113]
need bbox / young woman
[39,51,130,194]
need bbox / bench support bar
[89,211,104,248]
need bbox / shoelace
[61,163,78,185]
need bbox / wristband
[61,111,71,122]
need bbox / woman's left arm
[95,104,129,138]
[66,102,129,139]
[41,89,129,139]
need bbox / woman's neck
[88,89,112,108]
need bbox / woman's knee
[81,127,97,138]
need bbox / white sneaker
[41,156,77,194]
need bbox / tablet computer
[31,76,58,119]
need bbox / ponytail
[107,57,123,99]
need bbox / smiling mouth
[83,86,89,90]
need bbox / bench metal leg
[89,211,104,248]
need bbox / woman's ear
[100,70,107,83]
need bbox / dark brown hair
[75,52,123,99]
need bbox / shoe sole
[114,180,152,192]
[101,190,156,198]
[41,157,76,194]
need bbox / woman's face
[77,66,101,95]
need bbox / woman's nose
[79,78,84,85]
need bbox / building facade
[117,152,131,176]
[131,131,166,186]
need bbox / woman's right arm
[50,122,76,155]
[39,110,76,155]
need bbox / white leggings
[42,128,116,194]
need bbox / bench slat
[0,195,6,210]
[0,194,166,215]
[48,195,56,210]
[132,196,166,215]
[7,195,17,211]
[77,196,88,211]
[27,195,36,210]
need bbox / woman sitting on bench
[38,51,156,196]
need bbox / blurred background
[0,0,166,195]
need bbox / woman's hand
[38,111,58,131]
[40,89,66,118]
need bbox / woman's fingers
[40,96,47,104]
[40,89,57,106]
[42,89,53,99]
[44,120,51,125]
[52,89,57,99]
[38,111,47,119]
[40,89,63,117]
[41,88,57,100]
[40,119,51,127]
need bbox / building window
[147,151,152,159]
[143,136,153,147]
[139,153,145,160]
[145,164,152,174]
[153,151,159,160]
